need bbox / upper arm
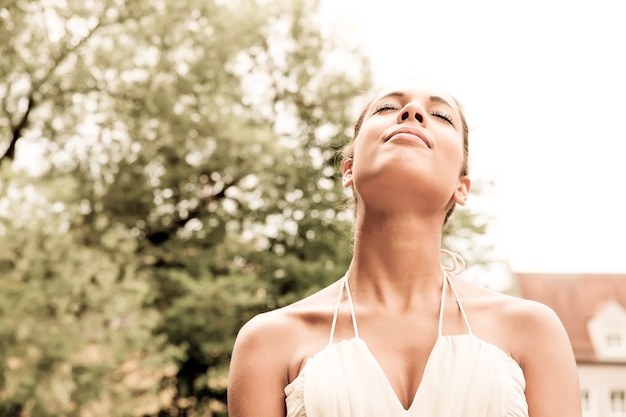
[228,313,292,417]
[512,301,582,417]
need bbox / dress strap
[333,250,471,342]
[329,275,359,344]
[439,250,473,336]
[437,268,448,336]
[448,273,473,335]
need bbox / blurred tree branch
[1,5,107,164]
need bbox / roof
[514,273,626,363]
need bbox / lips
[385,128,431,148]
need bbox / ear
[342,159,353,188]
[452,176,471,206]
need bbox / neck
[347,209,446,308]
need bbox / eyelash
[374,103,401,113]
[431,110,454,125]
[373,103,454,125]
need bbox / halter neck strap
[439,269,473,336]
[440,249,473,335]
[330,250,472,343]
[329,275,359,343]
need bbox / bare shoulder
[228,308,295,417]
[228,280,342,417]
[482,287,568,362]
[499,292,564,334]
[230,280,344,384]
[454,276,561,325]
[234,279,342,355]
[234,306,300,354]
[453,275,581,416]
[452,276,571,360]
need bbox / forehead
[369,80,459,110]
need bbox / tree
[1,0,369,415]
[0,0,489,415]
[0,158,186,417]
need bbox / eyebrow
[428,95,455,109]
[374,91,455,110]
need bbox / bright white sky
[321,0,626,274]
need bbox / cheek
[351,131,375,160]
[437,137,466,176]
[446,133,466,162]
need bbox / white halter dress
[284,270,529,417]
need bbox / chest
[288,336,528,417]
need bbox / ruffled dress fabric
[284,272,529,417]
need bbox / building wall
[578,364,626,417]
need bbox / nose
[397,102,425,124]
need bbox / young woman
[228,80,582,417]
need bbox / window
[611,390,626,413]
[607,332,623,347]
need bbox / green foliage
[0,173,181,416]
[0,0,488,416]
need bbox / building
[515,273,626,417]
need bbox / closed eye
[431,109,454,125]
[373,103,401,114]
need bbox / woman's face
[343,81,470,218]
